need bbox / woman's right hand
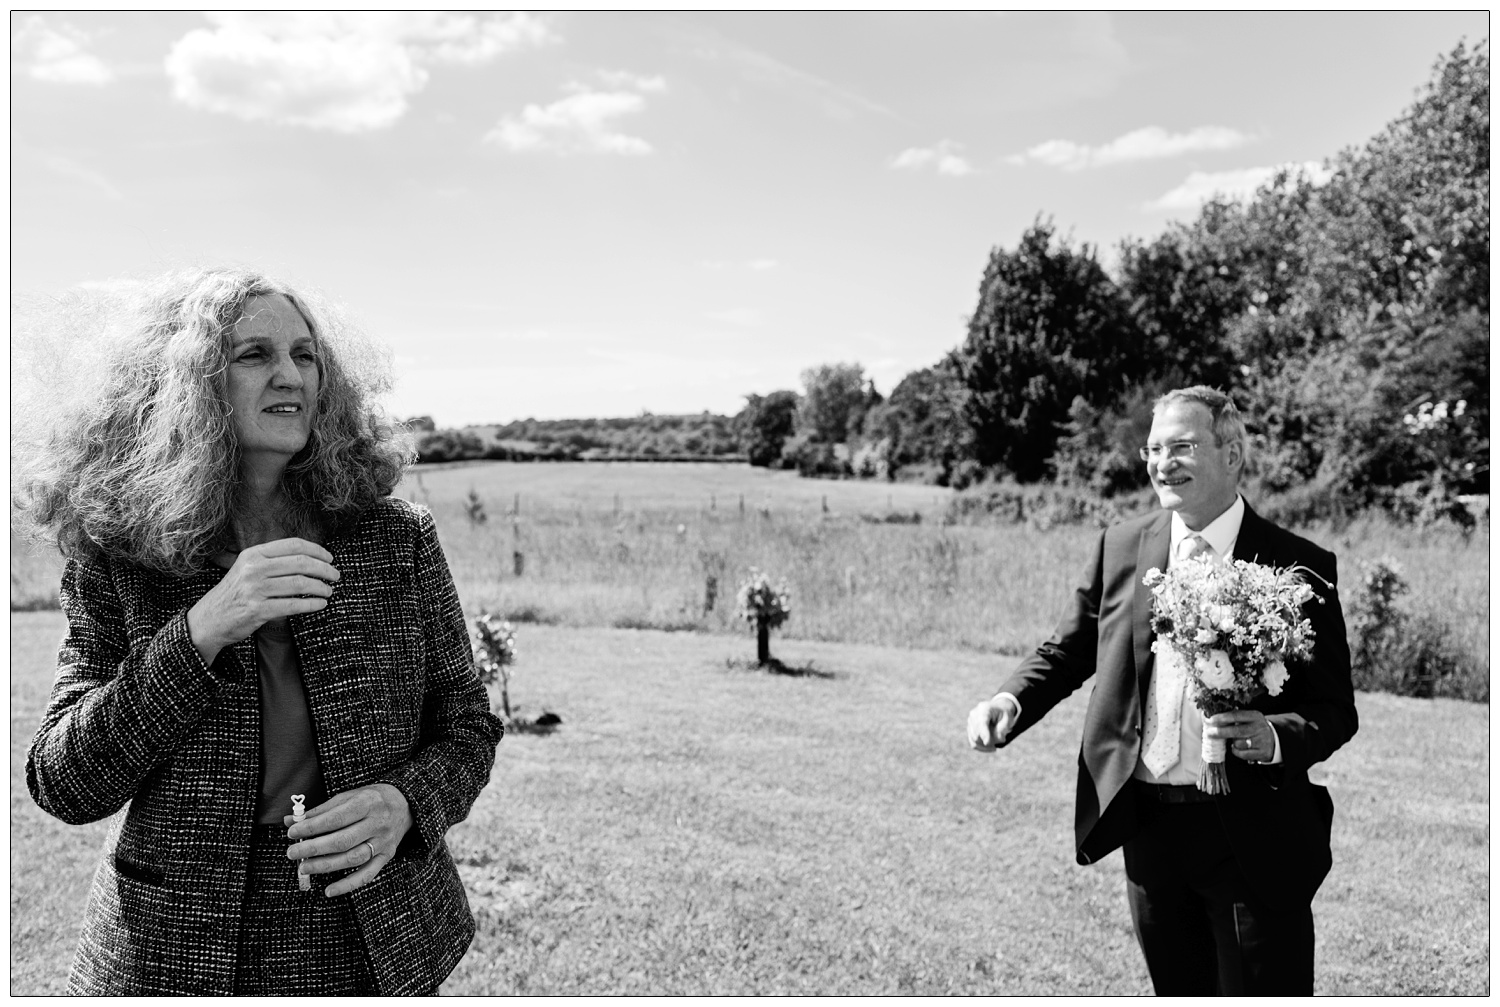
[186,538,339,666]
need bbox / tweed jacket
[995,503,1357,911]
[27,496,505,995]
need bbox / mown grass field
[11,612,1487,994]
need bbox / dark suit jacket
[27,497,505,995]
[996,502,1357,911]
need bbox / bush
[943,481,1152,531]
[780,434,851,479]
[1346,556,1483,701]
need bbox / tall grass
[403,464,1487,677]
[10,461,1487,679]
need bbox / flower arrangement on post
[1143,555,1322,794]
[735,567,791,665]
[472,611,518,719]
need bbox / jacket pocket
[113,852,165,886]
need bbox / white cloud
[12,15,113,84]
[1014,126,1253,171]
[164,12,555,133]
[486,90,653,155]
[747,259,779,271]
[891,139,975,177]
[596,69,666,93]
[1147,161,1334,211]
[487,72,666,156]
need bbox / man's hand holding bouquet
[1143,553,1323,794]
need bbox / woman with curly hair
[19,267,504,995]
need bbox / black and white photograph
[10,11,1488,995]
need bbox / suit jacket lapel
[1133,511,1172,698]
[1230,501,1275,565]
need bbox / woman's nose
[271,353,304,388]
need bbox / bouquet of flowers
[1143,554,1322,794]
[473,611,518,719]
[734,568,792,631]
[736,568,791,665]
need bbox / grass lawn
[11,611,1487,995]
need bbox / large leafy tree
[861,360,970,479]
[953,219,1152,481]
[1241,41,1489,503]
[738,390,801,467]
[797,362,879,444]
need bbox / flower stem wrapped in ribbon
[1143,555,1322,794]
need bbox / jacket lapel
[1230,501,1275,565]
[1133,510,1172,698]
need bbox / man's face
[1144,401,1242,530]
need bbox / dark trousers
[1123,795,1314,995]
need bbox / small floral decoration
[735,568,792,630]
[472,611,517,686]
[1144,554,1323,792]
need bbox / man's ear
[1225,437,1246,473]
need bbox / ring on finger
[361,840,375,863]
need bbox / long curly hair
[14,267,415,576]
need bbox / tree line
[414,42,1488,526]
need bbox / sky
[9,11,1489,427]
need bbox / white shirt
[1133,496,1245,784]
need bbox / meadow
[9,461,1489,993]
[400,462,1489,671]
[14,462,1487,670]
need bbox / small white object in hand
[291,794,310,891]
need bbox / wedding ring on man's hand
[361,840,375,862]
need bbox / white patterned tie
[1141,534,1214,777]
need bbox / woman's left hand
[285,783,413,897]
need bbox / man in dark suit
[966,386,1357,995]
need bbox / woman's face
[226,294,320,468]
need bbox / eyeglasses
[1139,440,1200,462]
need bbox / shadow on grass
[506,605,562,625]
[612,615,703,633]
[722,657,839,680]
[505,711,563,735]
